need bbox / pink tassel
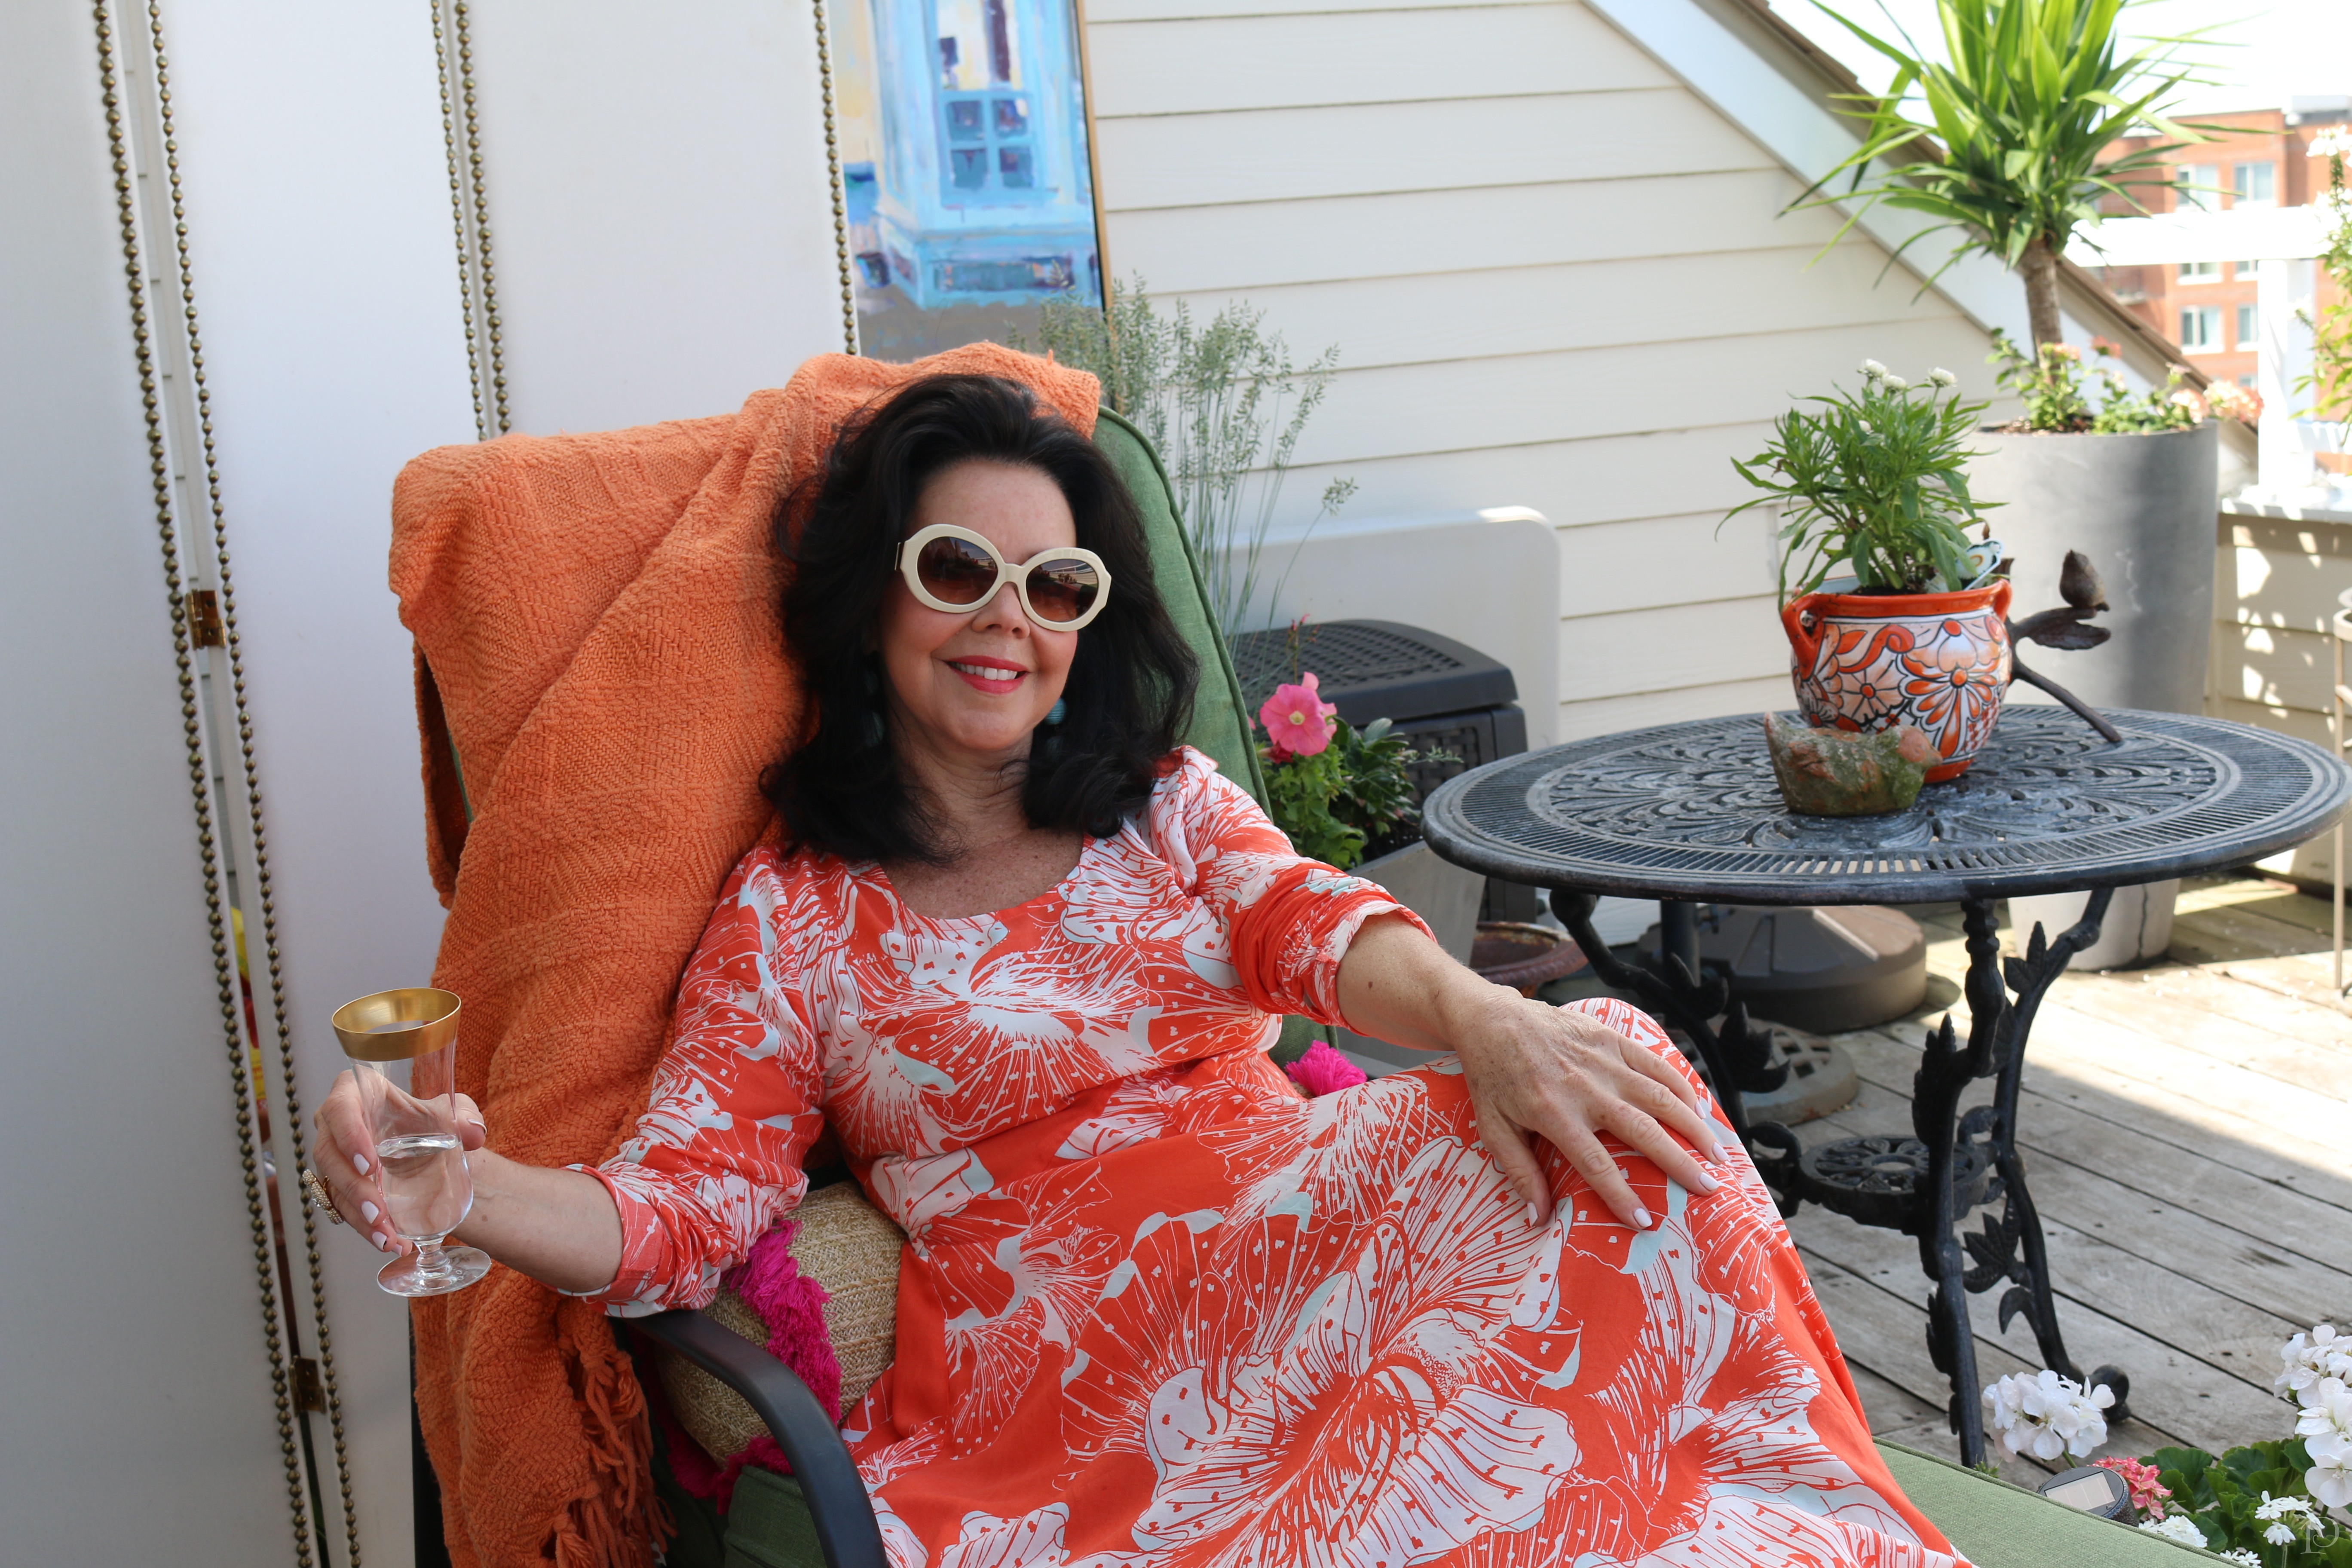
[1284,1038,1366,1097]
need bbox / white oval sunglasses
[894,522,1112,631]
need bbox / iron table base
[1551,886,2131,1468]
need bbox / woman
[320,375,1960,1565]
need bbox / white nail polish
[1525,1202,1542,1228]
[376,1234,395,1253]
[361,1201,379,1224]
[1633,1206,1655,1229]
[1694,1170,1721,1194]
[351,1152,369,1175]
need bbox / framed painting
[824,0,1107,360]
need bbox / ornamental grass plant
[1028,278,1357,644]
[1727,361,1994,600]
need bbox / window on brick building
[2180,306,2221,351]
[2233,162,2277,208]
[2179,260,2220,282]
[2174,165,2219,211]
[2237,302,2259,349]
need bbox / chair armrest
[627,1309,887,1568]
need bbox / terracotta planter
[1781,582,2014,782]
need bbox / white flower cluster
[1854,359,1957,395]
[2217,1551,2260,1567]
[2281,1324,2352,1510]
[2312,126,2352,161]
[2138,1513,2206,1547]
[2255,1493,2327,1548]
[1983,1369,2113,1461]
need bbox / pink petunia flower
[1259,673,1338,758]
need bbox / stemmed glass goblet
[330,987,491,1297]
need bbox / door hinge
[291,1355,325,1413]
[184,589,224,649]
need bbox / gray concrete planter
[1355,838,1484,965]
[1970,421,2218,966]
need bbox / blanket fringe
[548,1302,665,1568]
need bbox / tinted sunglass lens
[915,536,999,604]
[1025,559,1100,624]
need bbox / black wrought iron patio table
[1420,704,2352,1466]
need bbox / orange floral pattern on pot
[1782,582,2013,783]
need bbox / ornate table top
[1420,706,2352,905]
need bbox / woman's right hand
[312,1071,486,1257]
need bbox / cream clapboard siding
[2214,505,2352,885]
[1084,0,2012,740]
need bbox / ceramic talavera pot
[1781,582,2015,782]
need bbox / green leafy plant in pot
[1728,361,2012,784]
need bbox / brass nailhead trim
[93,4,360,1562]
[812,0,859,355]
[434,0,509,437]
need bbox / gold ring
[300,1167,345,1225]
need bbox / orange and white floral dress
[583,747,1963,1567]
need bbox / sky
[1777,0,2352,117]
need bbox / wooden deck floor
[1793,873,2352,1485]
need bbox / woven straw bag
[656,1181,906,1463]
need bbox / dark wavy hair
[763,374,1198,864]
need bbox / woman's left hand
[1335,913,1725,1231]
[1446,989,1725,1231]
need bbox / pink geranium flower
[1259,673,1338,758]
[2094,1456,2172,1519]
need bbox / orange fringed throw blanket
[390,346,1100,1568]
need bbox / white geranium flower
[2278,1324,2349,1398]
[1929,368,1957,387]
[2254,1493,2317,1522]
[1859,359,1887,380]
[1882,374,1911,392]
[2309,1430,2352,1509]
[2266,1522,2297,1545]
[2220,1551,2260,1567]
[2296,1376,2352,1440]
[2139,1514,2207,1547]
[1984,1369,2110,1461]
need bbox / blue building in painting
[861,0,1100,308]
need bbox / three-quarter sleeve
[570,851,827,1315]
[1151,748,1434,1027]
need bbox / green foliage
[2142,1442,2352,1565]
[1262,741,1361,868]
[2297,137,2352,431]
[1726,363,1994,600]
[1799,0,2219,344]
[1989,328,2205,433]
[1259,717,1451,872]
[1025,278,1357,643]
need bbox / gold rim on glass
[331,987,461,1062]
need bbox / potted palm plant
[1729,360,2009,782]
[1806,0,2223,719]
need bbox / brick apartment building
[2090,98,2347,391]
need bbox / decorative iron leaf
[1999,1285,2034,1334]
[2029,619,2111,650]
